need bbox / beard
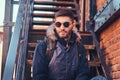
[58,30,71,39]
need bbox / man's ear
[73,20,76,28]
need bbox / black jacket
[32,35,89,80]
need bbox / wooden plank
[29,31,91,36]
[27,42,94,50]
[26,59,101,67]
[34,1,75,6]
[32,20,80,26]
[32,20,52,25]
[32,13,77,18]
[32,13,55,18]
[89,61,101,67]
[80,32,92,36]
[33,7,76,12]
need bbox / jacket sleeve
[76,44,90,80]
[32,40,48,80]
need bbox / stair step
[28,31,92,44]
[28,50,34,54]
[32,20,52,25]
[32,25,48,31]
[26,59,101,67]
[28,43,37,48]
[26,60,33,66]
[32,13,78,18]
[29,29,46,34]
[84,45,95,50]
[29,31,91,36]
[28,34,45,43]
[33,7,76,12]
[27,42,95,50]
[32,20,80,26]
[27,44,95,59]
[89,61,101,67]
[32,13,55,18]
[27,50,34,59]
[34,1,75,6]
[79,32,92,36]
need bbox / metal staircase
[2,0,109,80]
[25,0,103,79]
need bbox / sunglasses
[55,22,72,28]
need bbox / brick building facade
[100,17,120,79]
[95,0,120,79]
[79,0,120,79]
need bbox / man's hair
[55,10,74,20]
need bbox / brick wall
[100,18,120,79]
[96,0,107,12]
[95,0,120,79]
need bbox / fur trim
[46,23,56,41]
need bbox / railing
[74,1,111,79]
[2,0,33,80]
[86,21,112,80]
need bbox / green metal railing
[2,0,33,80]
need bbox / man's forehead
[55,16,73,21]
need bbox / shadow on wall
[100,40,112,79]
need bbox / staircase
[25,0,104,79]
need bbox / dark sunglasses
[55,22,71,28]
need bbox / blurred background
[0,0,5,79]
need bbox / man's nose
[60,24,64,29]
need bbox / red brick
[110,64,120,72]
[109,56,120,65]
[96,0,107,12]
[100,19,120,40]
[111,71,120,79]
[109,42,120,52]
[108,49,120,60]
[98,2,120,80]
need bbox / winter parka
[32,24,89,80]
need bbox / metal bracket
[3,21,14,27]
[94,0,120,32]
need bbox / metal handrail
[73,0,112,79]
[86,21,112,80]
[2,0,33,80]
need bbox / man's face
[54,16,73,39]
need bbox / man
[32,10,89,80]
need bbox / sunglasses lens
[63,22,70,27]
[55,22,70,28]
[55,22,61,27]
